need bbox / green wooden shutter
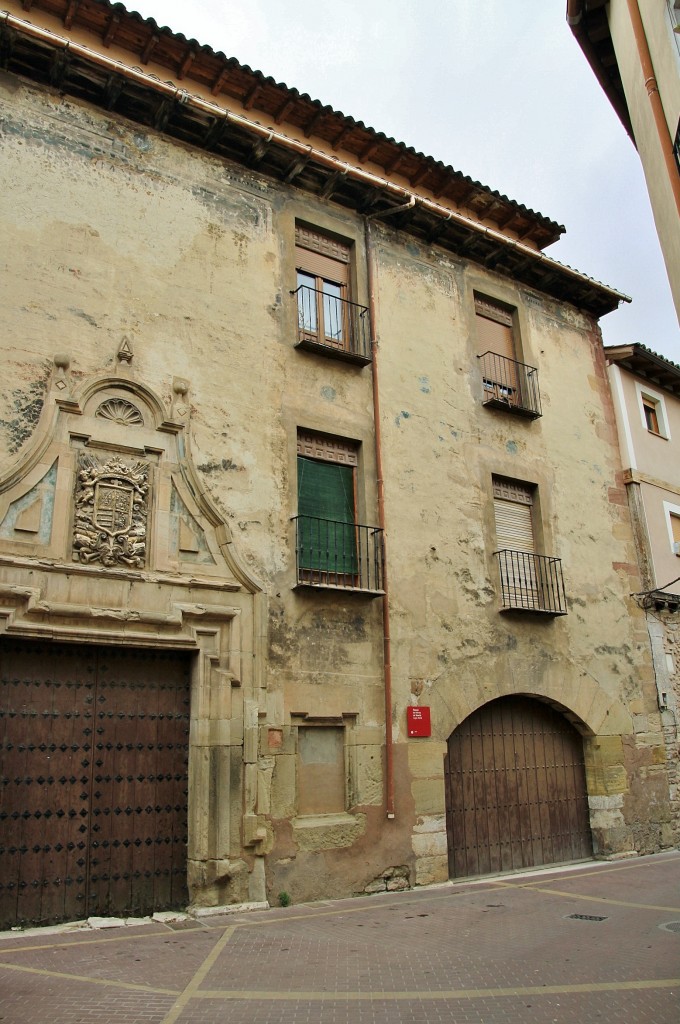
[297,457,357,573]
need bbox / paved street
[0,851,678,1024]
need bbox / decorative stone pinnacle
[117,337,134,364]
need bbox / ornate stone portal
[0,350,267,912]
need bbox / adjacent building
[0,0,674,929]
[567,0,680,318]
[606,343,680,840]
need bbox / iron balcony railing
[495,549,567,615]
[293,515,385,593]
[477,351,542,418]
[293,285,372,365]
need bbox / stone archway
[444,695,592,878]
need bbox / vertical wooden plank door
[445,696,592,878]
[0,640,190,929]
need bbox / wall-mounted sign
[407,705,431,737]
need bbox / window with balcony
[293,431,384,593]
[293,226,371,365]
[475,295,541,418]
[492,477,566,615]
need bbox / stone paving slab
[0,852,678,1024]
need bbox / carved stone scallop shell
[95,398,144,426]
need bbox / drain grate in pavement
[565,914,608,922]
[660,921,680,934]
[165,920,207,931]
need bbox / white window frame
[667,1,680,61]
[663,501,680,556]
[635,382,671,440]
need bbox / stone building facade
[0,0,673,927]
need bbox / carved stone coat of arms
[73,453,149,568]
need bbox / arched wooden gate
[445,696,592,878]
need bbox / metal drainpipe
[364,217,395,819]
[2,12,630,307]
[625,0,680,216]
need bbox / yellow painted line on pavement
[160,925,237,1024]
[493,879,680,913]
[0,958,179,996]
[192,978,679,1002]
[517,855,680,887]
[0,926,188,955]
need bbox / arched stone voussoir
[430,668,632,742]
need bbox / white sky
[128,0,679,362]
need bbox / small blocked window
[297,726,346,815]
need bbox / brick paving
[0,852,678,1024]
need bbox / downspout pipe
[364,218,395,820]
[2,11,629,309]
[625,0,680,217]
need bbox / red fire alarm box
[407,705,431,737]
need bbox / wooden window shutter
[297,458,355,524]
[297,432,358,466]
[671,513,680,547]
[493,479,535,553]
[475,295,515,360]
[296,226,350,284]
[297,456,357,573]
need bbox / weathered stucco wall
[0,69,673,911]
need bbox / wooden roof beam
[103,73,124,112]
[359,140,379,164]
[385,151,403,176]
[304,107,326,139]
[0,25,17,68]
[49,47,70,88]
[243,82,262,111]
[203,116,230,151]
[425,214,452,246]
[178,47,197,80]
[275,97,295,124]
[409,165,431,189]
[283,153,310,183]
[332,124,353,151]
[210,67,229,96]
[248,134,272,167]
[140,32,159,65]
[153,96,173,132]
[103,13,120,49]
[320,167,347,199]
[64,1,80,30]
